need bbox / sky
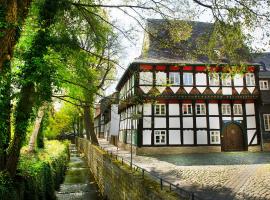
[103,1,270,96]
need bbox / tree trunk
[0,0,32,71]
[0,61,11,170]
[0,0,31,171]
[28,105,45,153]
[83,105,99,145]
[6,83,35,177]
[79,116,84,137]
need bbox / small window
[260,80,269,90]
[222,104,231,115]
[263,114,270,131]
[246,73,255,86]
[169,72,180,85]
[210,131,220,144]
[183,73,193,85]
[209,74,220,86]
[155,104,166,115]
[196,104,206,115]
[233,104,243,115]
[222,74,231,86]
[182,104,192,115]
[154,130,166,145]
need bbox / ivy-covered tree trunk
[0,0,32,70]
[0,62,11,170]
[6,83,35,176]
[0,0,31,171]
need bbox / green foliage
[44,103,80,139]
[0,140,69,200]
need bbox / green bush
[0,140,69,200]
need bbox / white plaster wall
[246,103,255,115]
[169,130,181,145]
[143,103,152,115]
[110,104,120,136]
[143,117,152,128]
[195,73,207,85]
[143,130,152,145]
[184,87,193,93]
[209,117,220,129]
[196,117,207,128]
[169,104,180,115]
[183,117,193,128]
[246,116,256,128]
[233,74,244,86]
[140,72,153,85]
[209,104,219,115]
[156,72,167,85]
[169,117,180,128]
[183,130,194,144]
[222,87,232,95]
[154,117,166,128]
[247,129,257,144]
[234,117,243,121]
[197,130,208,144]
[222,117,232,121]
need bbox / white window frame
[260,80,269,90]
[154,130,166,145]
[169,72,180,85]
[209,74,220,86]
[222,74,232,86]
[210,131,220,144]
[246,73,255,86]
[263,114,270,131]
[183,73,193,85]
[222,104,231,115]
[182,104,193,115]
[155,104,166,115]
[195,104,206,115]
[233,104,243,115]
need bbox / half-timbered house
[116,19,261,154]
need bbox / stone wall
[76,138,180,200]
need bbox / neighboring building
[94,92,120,145]
[253,53,270,150]
[115,19,262,154]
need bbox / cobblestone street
[99,139,270,200]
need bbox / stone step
[57,183,96,193]
[56,191,101,200]
[64,168,91,184]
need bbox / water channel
[56,144,102,200]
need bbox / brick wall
[76,138,180,200]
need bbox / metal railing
[99,146,201,200]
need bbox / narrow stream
[56,144,102,200]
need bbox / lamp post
[130,104,142,168]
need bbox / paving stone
[98,139,270,200]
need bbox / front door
[222,123,245,151]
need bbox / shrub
[0,140,69,200]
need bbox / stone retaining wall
[76,138,180,200]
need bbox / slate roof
[252,52,270,78]
[139,19,214,63]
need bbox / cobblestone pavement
[98,139,270,200]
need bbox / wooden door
[222,123,244,151]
